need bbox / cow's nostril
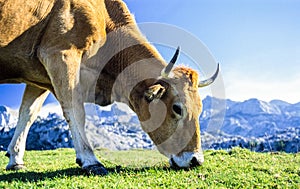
[190,157,201,167]
[170,158,180,170]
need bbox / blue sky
[1,0,300,108]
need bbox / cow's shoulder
[39,0,107,52]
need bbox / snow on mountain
[227,98,281,115]
[0,106,18,131]
[200,97,300,152]
[200,97,300,136]
[284,102,300,117]
[38,103,63,118]
[1,97,300,152]
[269,99,291,108]
[0,102,150,151]
[84,102,150,150]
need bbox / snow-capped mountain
[0,102,150,151]
[0,106,18,131]
[0,97,299,152]
[200,97,300,136]
[200,97,300,152]
[227,98,282,115]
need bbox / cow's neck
[95,29,167,107]
[104,44,165,105]
[92,0,167,107]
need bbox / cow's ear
[144,84,166,102]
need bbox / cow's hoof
[6,164,26,171]
[83,163,108,176]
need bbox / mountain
[0,106,18,131]
[0,102,150,151]
[200,97,300,136]
[200,97,300,152]
[269,99,291,108]
[227,98,282,115]
[0,97,299,152]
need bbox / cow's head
[129,47,219,169]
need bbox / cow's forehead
[163,66,199,89]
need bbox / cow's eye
[172,104,183,116]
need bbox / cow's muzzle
[169,152,204,169]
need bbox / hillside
[0,97,299,152]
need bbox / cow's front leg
[6,85,49,170]
[65,104,108,175]
[64,100,107,175]
[39,49,108,175]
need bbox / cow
[0,0,219,175]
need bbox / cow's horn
[198,63,220,88]
[161,46,180,77]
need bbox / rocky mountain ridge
[0,97,299,152]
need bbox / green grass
[0,148,299,188]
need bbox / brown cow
[0,0,219,175]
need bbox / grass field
[0,148,299,188]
